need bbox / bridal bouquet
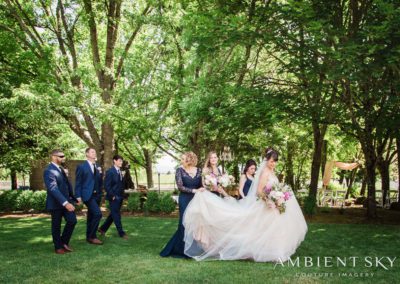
[260,183,293,214]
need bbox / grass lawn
[0,216,399,283]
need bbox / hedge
[0,190,47,212]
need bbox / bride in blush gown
[183,147,307,262]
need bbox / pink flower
[284,191,291,201]
[264,185,272,195]
[266,200,276,209]
[277,197,285,205]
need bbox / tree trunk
[308,123,327,198]
[345,168,358,199]
[134,168,139,188]
[321,139,327,177]
[143,148,154,188]
[10,169,17,190]
[101,122,115,170]
[377,160,390,206]
[360,168,367,196]
[338,171,345,185]
[233,164,240,183]
[361,139,377,218]
[286,141,295,191]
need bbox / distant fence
[1,171,179,192]
[143,173,177,193]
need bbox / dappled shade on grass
[0,217,399,283]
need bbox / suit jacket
[75,161,103,202]
[105,167,124,201]
[44,163,76,210]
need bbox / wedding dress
[183,161,307,262]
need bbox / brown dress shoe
[121,234,129,240]
[87,238,103,245]
[55,248,66,254]
[63,244,73,252]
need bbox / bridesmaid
[238,159,257,198]
[202,151,229,198]
[160,152,204,258]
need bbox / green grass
[0,217,399,283]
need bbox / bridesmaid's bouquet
[202,172,218,189]
[217,174,235,188]
[202,172,235,191]
[260,183,293,214]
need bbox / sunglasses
[53,155,65,158]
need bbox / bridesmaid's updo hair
[184,151,198,167]
[243,159,257,175]
[264,147,279,162]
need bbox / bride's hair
[203,151,218,172]
[264,147,279,162]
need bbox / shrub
[16,190,34,212]
[159,193,176,214]
[303,195,317,216]
[0,191,7,212]
[31,191,47,212]
[3,190,21,211]
[319,206,331,213]
[143,191,160,213]
[127,192,141,212]
[347,186,359,198]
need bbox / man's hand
[65,203,75,212]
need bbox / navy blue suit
[44,163,77,250]
[75,161,103,240]
[99,167,126,237]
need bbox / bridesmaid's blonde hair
[183,151,198,167]
[203,151,218,173]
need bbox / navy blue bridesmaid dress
[242,175,253,197]
[160,167,202,258]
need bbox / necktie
[117,169,122,181]
[93,163,97,175]
[60,166,68,179]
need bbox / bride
[183,147,307,262]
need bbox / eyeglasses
[53,155,65,158]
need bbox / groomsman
[75,148,103,245]
[44,149,77,254]
[98,155,128,239]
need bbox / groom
[75,148,103,245]
[44,149,77,254]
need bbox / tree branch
[115,4,152,81]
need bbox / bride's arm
[257,170,269,196]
